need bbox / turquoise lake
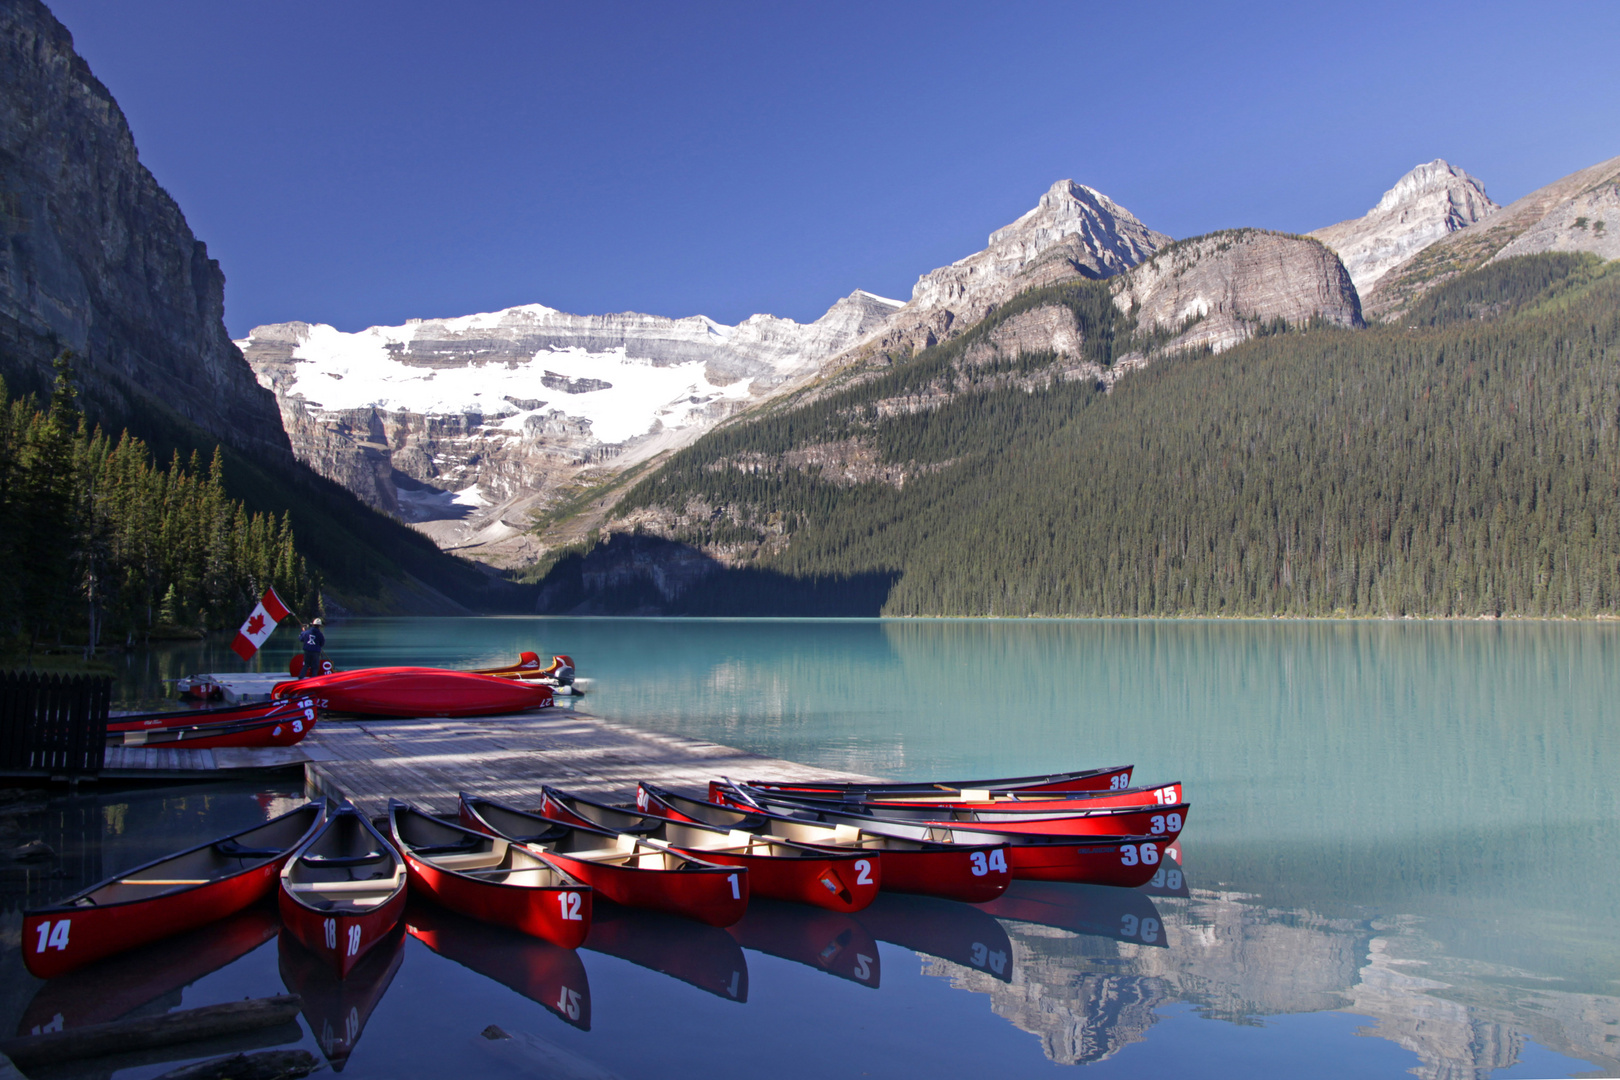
[6,617,1617,1078]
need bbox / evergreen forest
[0,358,318,654]
[604,253,1620,617]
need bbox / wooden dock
[300,707,873,815]
[11,702,873,807]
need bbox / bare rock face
[858,180,1168,356]
[1112,229,1363,354]
[1365,153,1620,318]
[239,292,902,566]
[0,0,290,460]
[1309,160,1499,296]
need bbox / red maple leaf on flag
[246,613,265,635]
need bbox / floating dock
[84,704,870,811]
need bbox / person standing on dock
[298,618,326,678]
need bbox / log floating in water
[0,995,302,1068]
[154,1049,322,1080]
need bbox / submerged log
[0,995,302,1069]
[154,1049,321,1080]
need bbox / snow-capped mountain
[238,291,902,565]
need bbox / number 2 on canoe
[34,919,70,953]
[727,874,741,900]
[854,860,872,885]
[558,892,583,920]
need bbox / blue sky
[45,0,1620,337]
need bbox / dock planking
[300,706,875,815]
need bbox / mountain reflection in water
[8,618,1619,1078]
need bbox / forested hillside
[568,253,1620,617]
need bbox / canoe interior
[286,809,405,913]
[65,803,323,909]
[541,789,860,862]
[395,805,575,888]
[466,801,719,873]
[648,786,958,855]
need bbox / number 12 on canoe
[34,920,70,953]
[558,892,585,921]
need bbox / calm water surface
[6,618,1617,1078]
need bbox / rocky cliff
[1111,229,1363,355]
[1309,160,1499,297]
[1364,154,1620,318]
[0,0,290,460]
[854,179,1168,357]
[240,291,902,566]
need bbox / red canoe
[727,764,1136,800]
[720,786,1191,840]
[279,803,408,977]
[638,782,1012,903]
[272,666,553,718]
[459,794,748,928]
[19,907,280,1034]
[537,787,881,913]
[107,696,316,734]
[387,802,591,949]
[23,801,326,979]
[722,785,1174,888]
[782,780,1188,813]
[107,711,316,750]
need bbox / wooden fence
[0,671,112,776]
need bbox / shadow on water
[534,534,900,616]
[583,903,748,1003]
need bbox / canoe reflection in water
[20,905,281,1036]
[1138,841,1190,898]
[978,882,1168,948]
[279,922,405,1070]
[855,893,1014,983]
[726,899,880,988]
[405,900,591,1031]
[584,904,748,1003]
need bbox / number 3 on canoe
[558,892,584,920]
[968,850,1008,876]
[34,919,70,953]
[1120,843,1160,867]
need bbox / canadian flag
[230,588,291,661]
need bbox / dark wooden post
[0,671,112,777]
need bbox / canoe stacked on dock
[271,666,555,718]
[105,696,318,749]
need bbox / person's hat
[312,618,324,625]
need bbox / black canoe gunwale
[25,800,329,916]
[741,764,1135,796]
[281,803,407,916]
